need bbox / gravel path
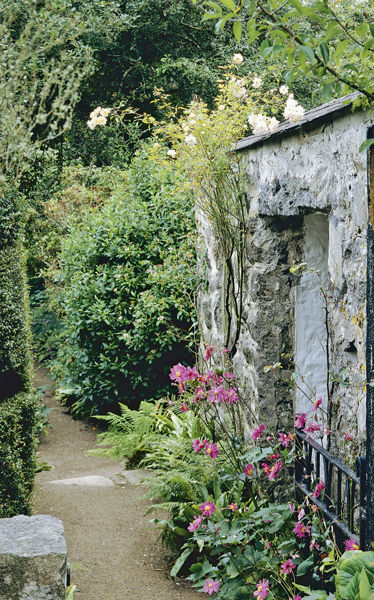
[33,367,200,600]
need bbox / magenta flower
[169,363,187,383]
[192,438,207,452]
[314,481,325,498]
[303,421,322,435]
[345,432,352,441]
[288,502,295,513]
[185,366,200,380]
[313,396,322,411]
[293,596,302,600]
[251,423,265,441]
[203,579,220,595]
[344,538,359,551]
[200,501,216,517]
[295,412,307,428]
[262,460,282,480]
[204,345,215,361]
[244,463,254,477]
[228,502,238,511]
[254,579,269,599]
[310,540,320,550]
[223,370,234,379]
[194,387,206,401]
[205,442,219,459]
[207,385,227,404]
[181,402,189,412]
[226,387,239,405]
[293,521,311,538]
[188,515,203,532]
[279,432,290,447]
[281,559,296,575]
[298,508,305,521]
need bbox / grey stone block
[0,514,67,600]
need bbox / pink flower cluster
[278,432,295,447]
[192,438,219,459]
[254,579,269,599]
[262,460,282,480]
[169,363,239,406]
[313,481,325,498]
[251,423,265,441]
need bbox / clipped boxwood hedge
[0,180,37,517]
[0,391,39,518]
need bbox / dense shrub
[53,144,198,416]
[0,391,39,518]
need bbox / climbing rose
[232,53,244,65]
[205,442,219,459]
[167,149,176,158]
[279,85,289,95]
[254,579,269,599]
[283,94,305,123]
[293,522,311,538]
[203,579,220,595]
[188,515,203,532]
[200,502,216,517]
[295,413,307,428]
[192,438,207,452]
[252,76,263,89]
[185,134,197,146]
[251,423,265,441]
[244,463,254,477]
[281,559,296,575]
[314,481,325,498]
[344,538,359,551]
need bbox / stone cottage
[197,93,374,460]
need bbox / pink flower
[298,508,305,521]
[262,460,282,480]
[310,540,320,550]
[311,504,318,513]
[254,579,269,599]
[203,579,220,595]
[207,385,227,404]
[205,442,219,459]
[281,559,296,575]
[345,432,352,441]
[278,432,290,447]
[200,502,216,517]
[303,421,322,435]
[185,366,200,380]
[194,387,206,401]
[293,596,302,600]
[181,402,189,412]
[344,538,359,551]
[188,515,203,532]
[169,363,188,383]
[192,438,207,452]
[222,347,230,354]
[251,423,265,441]
[226,387,239,405]
[204,345,215,361]
[295,412,307,428]
[314,482,325,498]
[223,371,234,380]
[288,502,295,513]
[266,541,271,549]
[228,502,238,511]
[244,463,254,477]
[293,521,311,538]
[313,396,322,411]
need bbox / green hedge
[0,181,37,517]
[0,391,39,517]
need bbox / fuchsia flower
[226,388,239,405]
[205,442,219,459]
[185,366,200,380]
[223,371,234,380]
[169,363,187,383]
[194,387,206,401]
[192,438,207,452]
[281,559,296,575]
[310,540,320,550]
[298,508,305,521]
[188,515,203,532]
[200,502,216,517]
[303,421,322,435]
[181,402,189,412]
[279,432,295,447]
[344,538,359,551]
[311,504,318,513]
[228,502,238,511]
[295,413,307,428]
[251,423,265,441]
[293,521,311,538]
[254,579,269,599]
[204,345,215,361]
[207,385,227,404]
[345,432,352,441]
[262,460,282,480]
[203,579,220,595]
[313,396,322,411]
[293,596,302,600]
[244,463,254,477]
[314,481,325,498]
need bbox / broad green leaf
[299,45,315,63]
[334,39,350,60]
[170,548,193,578]
[356,22,369,38]
[219,0,236,10]
[326,21,340,39]
[215,12,234,31]
[297,554,315,576]
[360,138,374,153]
[359,568,373,600]
[233,20,242,42]
[320,42,329,64]
[204,0,223,10]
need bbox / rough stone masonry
[0,515,67,600]
[197,94,374,455]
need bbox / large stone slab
[0,514,67,600]
[49,475,114,487]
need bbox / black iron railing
[295,429,368,550]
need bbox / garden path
[33,366,200,600]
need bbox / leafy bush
[53,143,198,416]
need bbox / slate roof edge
[235,92,360,152]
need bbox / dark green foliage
[53,143,198,417]
[0,391,39,517]
[0,186,32,398]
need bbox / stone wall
[197,105,374,450]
